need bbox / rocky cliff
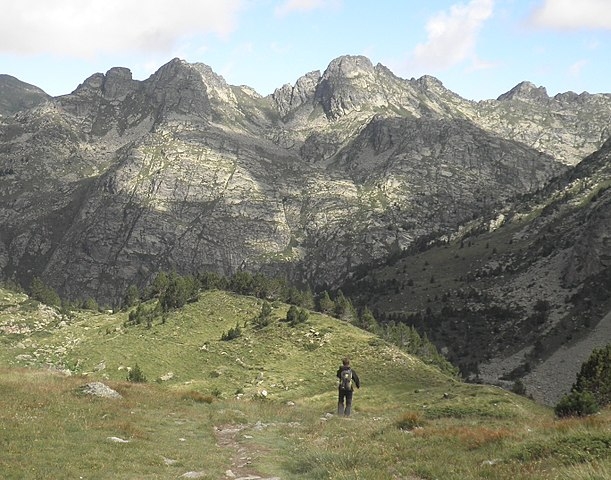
[0,56,610,308]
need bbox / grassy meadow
[1,287,611,479]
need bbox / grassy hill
[1,287,611,479]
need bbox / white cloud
[275,0,341,17]
[530,0,611,30]
[585,39,601,50]
[467,56,501,72]
[0,0,245,57]
[569,59,589,76]
[411,0,494,71]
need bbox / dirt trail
[214,424,281,480]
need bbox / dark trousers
[338,388,353,416]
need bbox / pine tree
[573,344,611,407]
[286,305,298,324]
[127,363,147,383]
[357,307,379,332]
[337,294,357,322]
[318,291,335,314]
[29,276,61,307]
[229,271,254,295]
[159,272,198,313]
[254,301,272,328]
[150,271,169,298]
[123,284,140,309]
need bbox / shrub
[554,391,599,418]
[82,298,99,311]
[181,391,214,404]
[127,363,147,383]
[125,303,159,328]
[221,323,241,341]
[29,276,61,307]
[511,379,527,395]
[296,308,309,324]
[286,305,309,326]
[396,411,425,430]
[253,301,272,328]
[286,305,298,324]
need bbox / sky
[0,0,610,101]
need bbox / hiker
[336,357,360,416]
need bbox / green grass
[2,287,611,479]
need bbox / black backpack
[340,368,352,390]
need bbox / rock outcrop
[0,55,610,306]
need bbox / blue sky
[0,0,610,100]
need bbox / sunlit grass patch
[559,461,611,480]
[510,431,611,465]
[415,424,516,450]
[395,410,426,430]
[4,288,611,479]
[179,390,215,404]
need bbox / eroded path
[214,423,281,480]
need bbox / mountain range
[0,55,609,403]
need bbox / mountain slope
[2,287,611,479]
[0,56,610,399]
[0,287,448,400]
[343,137,611,404]
[2,56,602,304]
[0,74,50,116]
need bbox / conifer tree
[29,276,61,307]
[254,300,273,328]
[573,344,611,407]
[318,291,335,314]
[150,271,169,298]
[159,272,197,312]
[286,305,298,324]
[357,307,379,332]
[123,284,140,309]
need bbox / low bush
[127,363,147,383]
[395,411,425,430]
[554,390,599,418]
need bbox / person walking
[337,357,360,416]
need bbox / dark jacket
[337,365,360,390]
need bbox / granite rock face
[0,55,610,305]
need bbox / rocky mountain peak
[144,58,239,117]
[497,81,549,102]
[71,72,105,94]
[0,74,50,116]
[70,67,137,101]
[190,62,236,104]
[140,58,213,117]
[314,55,390,119]
[102,67,137,100]
[322,55,376,80]
[272,70,321,117]
[414,75,455,99]
[58,67,145,135]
